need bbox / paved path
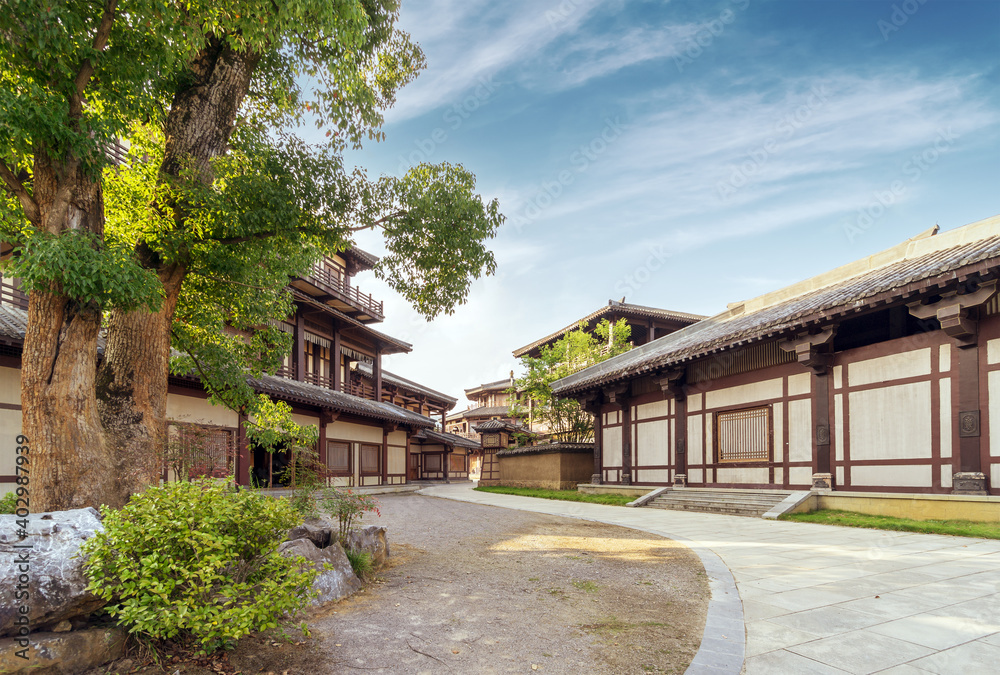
[421,484,1000,675]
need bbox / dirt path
[310,493,709,674]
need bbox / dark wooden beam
[294,309,306,382]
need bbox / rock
[345,526,390,570]
[0,508,106,637]
[51,620,71,633]
[277,538,362,606]
[286,523,331,549]
[0,627,125,674]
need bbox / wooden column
[812,371,832,476]
[332,329,342,392]
[604,384,631,485]
[381,426,389,485]
[958,346,982,473]
[579,391,604,484]
[656,369,687,486]
[444,445,453,483]
[294,310,306,382]
[374,346,383,402]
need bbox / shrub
[81,479,317,653]
[318,488,380,546]
[344,548,374,579]
[0,491,16,514]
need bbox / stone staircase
[644,488,794,518]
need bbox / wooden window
[424,454,442,472]
[482,433,500,447]
[360,443,381,475]
[449,453,466,472]
[715,406,771,463]
[327,441,351,475]
[169,424,235,478]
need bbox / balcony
[292,257,384,323]
[0,275,28,310]
[449,430,481,442]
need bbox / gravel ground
[310,493,709,674]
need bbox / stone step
[651,497,787,508]
[643,488,794,518]
[647,502,771,517]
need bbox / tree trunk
[96,42,261,496]
[23,154,120,511]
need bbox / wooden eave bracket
[576,391,602,414]
[654,368,686,401]
[602,384,630,405]
[320,411,340,426]
[907,280,997,349]
[779,326,837,375]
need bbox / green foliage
[318,488,380,545]
[81,479,317,653]
[779,509,1000,540]
[344,548,374,579]
[0,491,16,514]
[474,486,634,507]
[509,319,633,443]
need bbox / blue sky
[336,0,1000,410]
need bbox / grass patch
[474,486,633,507]
[780,509,1000,539]
[580,616,670,634]
[345,548,375,579]
[572,580,600,593]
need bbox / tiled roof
[472,419,532,434]
[248,374,435,428]
[497,442,594,457]
[553,216,1000,396]
[291,289,411,354]
[342,246,379,271]
[464,378,513,396]
[413,428,482,450]
[512,301,706,357]
[354,361,457,405]
[446,405,511,421]
[0,305,27,343]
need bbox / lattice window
[424,454,442,472]
[449,453,466,472]
[360,443,381,475]
[715,406,771,463]
[327,441,351,474]
[168,424,235,479]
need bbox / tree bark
[97,41,261,497]
[23,152,120,511]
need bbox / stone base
[952,472,988,496]
[0,627,125,674]
[590,474,603,485]
[673,474,687,487]
[621,475,632,486]
[811,473,834,491]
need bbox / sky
[330,0,1000,411]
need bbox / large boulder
[0,627,125,674]
[0,508,106,637]
[345,525,390,570]
[277,538,362,606]
[286,522,332,549]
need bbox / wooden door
[408,452,420,480]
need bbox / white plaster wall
[847,348,931,387]
[0,408,21,477]
[688,468,703,483]
[637,469,670,484]
[388,446,405,475]
[849,382,933,460]
[388,430,407,446]
[941,466,953,489]
[636,400,669,421]
[789,467,813,485]
[988,338,1000,365]
[851,464,932,488]
[166,394,239,427]
[788,399,812,463]
[636,420,669,466]
[0,366,20,404]
[603,427,622,468]
[716,467,768,484]
[939,344,951,372]
[329,420,383,444]
[836,465,844,487]
[688,414,703,465]
[604,410,620,425]
[788,373,811,397]
[688,393,702,413]
[773,467,783,485]
[992,465,1000,492]
[773,402,783,462]
[990,370,1000,458]
[705,378,783,410]
[833,365,843,390]
[834,393,844,461]
[291,413,319,429]
[940,378,952,459]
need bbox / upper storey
[289,247,384,323]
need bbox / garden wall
[496,443,594,490]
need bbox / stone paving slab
[420,484,1000,675]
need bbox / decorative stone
[0,508,106,637]
[286,523,332,549]
[277,538,362,606]
[590,474,603,485]
[621,475,632,486]
[0,627,125,674]
[952,472,988,496]
[673,474,687,488]
[811,473,834,491]
[345,526,390,570]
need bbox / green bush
[81,479,318,653]
[318,488,380,545]
[0,491,16,514]
[344,548,374,579]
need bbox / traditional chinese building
[553,215,1000,496]
[0,246,478,491]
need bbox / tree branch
[0,159,40,224]
[349,210,404,233]
[187,269,272,291]
[70,0,118,117]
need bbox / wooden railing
[0,276,28,310]
[449,431,481,442]
[304,372,336,390]
[307,259,384,321]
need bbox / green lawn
[779,509,1000,540]
[473,485,634,507]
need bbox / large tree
[1,0,503,510]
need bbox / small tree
[509,319,632,443]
